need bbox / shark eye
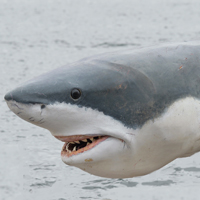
[71,88,81,100]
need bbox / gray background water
[1,0,200,199]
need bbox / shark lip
[54,135,104,142]
[60,135,109,158]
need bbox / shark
[4,42,200,178]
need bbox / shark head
[5,43,200,178]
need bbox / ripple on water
[29,164,56,171]
[81,178,138,194]
[141,180,174,186]
[82,186,105,190]
[183,167,200,172]
[173,166,200,175]
[92,42,141,48]
[30,178,56,188]
[119,180,138,187]
[57,198,67,200]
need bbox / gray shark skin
[5,42,200,129]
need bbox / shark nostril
[41,104,46,109]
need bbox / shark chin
[4,42,200,178]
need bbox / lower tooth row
[66,142,92,152]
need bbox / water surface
[1,0,200,199]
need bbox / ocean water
[1,0,200,199]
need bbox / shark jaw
[5,100,135,178]
[5,97,200,178]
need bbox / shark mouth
[58,135,109,157]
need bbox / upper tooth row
[69,137,98,144]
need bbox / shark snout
[4,86,32,104]
[4,84,50,105]
[4,92,13,101]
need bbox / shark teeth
[65,136,103,153]
[73,146,76,151]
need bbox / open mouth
[59,135,109,157]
